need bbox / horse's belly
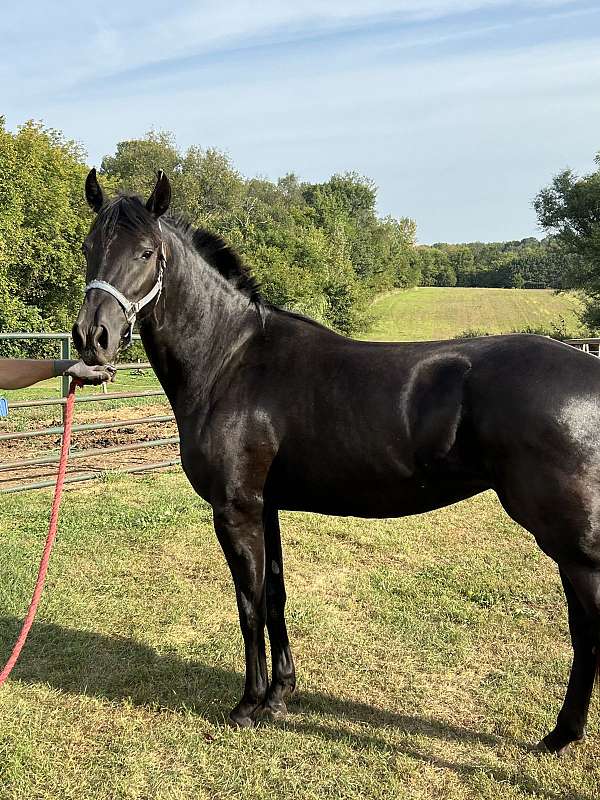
[271,464,488,518]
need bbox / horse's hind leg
[541,565,600,755]
[263,507,296,717]
[492,455,600,754]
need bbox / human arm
[0,359,115,390]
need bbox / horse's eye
[141,250,153,260]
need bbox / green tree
[302,172,417,293]
[0,118,91,354]
[535,154,600,326]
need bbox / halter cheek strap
[84,232,167,349]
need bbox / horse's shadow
[0,617,590,800]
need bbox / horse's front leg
[213,502,268,727]
[264,506,296,717]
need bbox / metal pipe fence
[0,437,181,471]
[565,338,600,357]
[0,460,182,494]
[0,332,180,493]
[10,390,165,409]
[0,414,174,442]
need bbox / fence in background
[0,332,180,493]
[565,338,600,357]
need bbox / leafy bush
[454,317,587,342]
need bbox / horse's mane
[94,194,262,305]
[173,216,262,305]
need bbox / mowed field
[365,287,584,341]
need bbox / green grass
[364,288,584,342]
[0,289,596,796]
[0,473,597,799]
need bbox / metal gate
[0,333,180,493]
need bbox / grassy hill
[364,287,584,342]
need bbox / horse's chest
[177,414,276,504]
[178,439,213,501]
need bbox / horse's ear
[146,170,171,218]
[85,168,104,213]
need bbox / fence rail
[565,338,600,357]
[0,414,174,443]
[0,332,180,493]
[0,460,182,494]
[10,390,165,409]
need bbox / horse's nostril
[98,325,109,351]
[72,323,84,352]
[91,324,110,352]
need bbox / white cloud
[0,0,579,100]
[1,0,597,240]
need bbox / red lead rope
[0,378,80,685]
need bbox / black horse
[74,169,600,755]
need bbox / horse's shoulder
[403,352,472,463]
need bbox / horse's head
[73,169,171,365]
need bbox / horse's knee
[238,589,266,630]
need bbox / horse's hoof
[263,699,288,720]
[536,738,568,757]
[228,711,256,729]
[537,730,584,757]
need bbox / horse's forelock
[94,195,160,247]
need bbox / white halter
[84,225,167,348]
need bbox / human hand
[64,361,116,385]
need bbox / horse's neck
[140,237,259,411]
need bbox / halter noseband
[84,226,167,349]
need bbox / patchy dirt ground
[0,401,180,491]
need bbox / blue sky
[2,1,599,242]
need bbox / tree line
[0,121,418,354]
[411,238,574,289]
[0,117,597,355]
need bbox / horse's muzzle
[72,297,123,365]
